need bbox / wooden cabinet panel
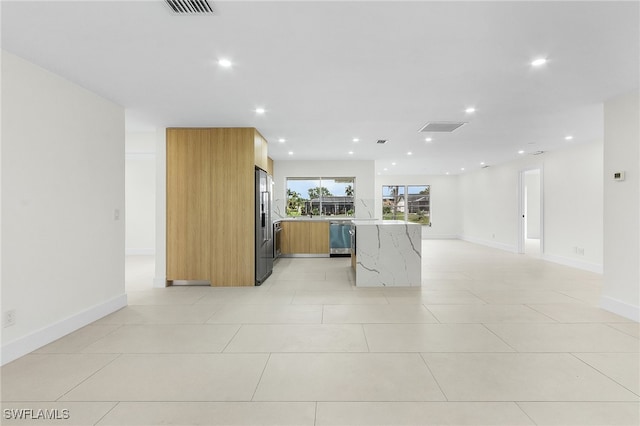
[279,221,329,255]
[267,157,274,176]
[309,222,329,254]
[254,131,269,171]
[280,221,292,254]
[167,127,259,286]
[288,221,310,253]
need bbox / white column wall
[525,172,541,239]
[125,131,156,255]
[602,90,639,321]
[1,51,126,365]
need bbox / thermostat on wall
[613,171,625,181]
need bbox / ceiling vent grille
[419,121,467,133]
[166,0,215,14]
[376,139,388,144]
[531,151,545,155]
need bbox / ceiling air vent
[418,121,467,133]
[531,151,545,155]
[166,0,215,14]
[377,139,388,144]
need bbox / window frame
[286,177,356,217]
[382,184,431,226]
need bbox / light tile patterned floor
[1,240,638,425]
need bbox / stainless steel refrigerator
[255,168,273,285]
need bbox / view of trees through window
[382,185,430,225]
[286,177,355,217]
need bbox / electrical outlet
[3,309,16,328]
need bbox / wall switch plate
[613,171,625,181]
[2,310,16,328]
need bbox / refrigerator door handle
[261,191,269,242]
[267,191,271,241]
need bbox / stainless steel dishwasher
[329,221,351,256]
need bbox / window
[286,177,355,217]
[382,185,430,225]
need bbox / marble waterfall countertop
[352,220,422,287]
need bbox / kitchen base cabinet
[280,221,329,256]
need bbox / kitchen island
[351,220,422,287]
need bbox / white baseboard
[459,235,517,253]
[125,248,155,255]
[1,294,127,366]
[600,296,640,322]
[543,253,603,274]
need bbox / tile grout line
[480,323,519,352]
[361,324,371,352]
[220,324,244,353]
[92,401,120,426]
[569,352,640,397]
[313,401,318,426]
[55,353,124,402]
[418,353,449,402]
[250,353,272,402]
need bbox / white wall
[375,174,460,239]
[1,51,127,365]
[525,171,541,239]
[125,131,156,255]
[273,160,376,219]
[458,161,527,252]
[602,90,639,321]
[458,141,604,272]
[544,141,603,271]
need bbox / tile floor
[1,240,638,425]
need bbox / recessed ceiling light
[383,168,388,171]
[445,172,450,175]
[531,57,547,67]
[565,135,574,140]
[480,162,485,165]
[407,152,413,156]
[518,150,525,154]
[391,162,396,166]
[278,138,286,143]
[255,107,265,114]
[377,172,381,175]
[348,151,354,155]
[352,138,359,142]
[461,167,465,171]
[218,58,232,68]
[425,137,433,142]
[465,107,476,114]
[288,151,293,156]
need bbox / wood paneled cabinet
[280,221,329,255]
[166,127,268,286]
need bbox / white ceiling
[2,1,638,175]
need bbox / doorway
[518,168,542,256]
